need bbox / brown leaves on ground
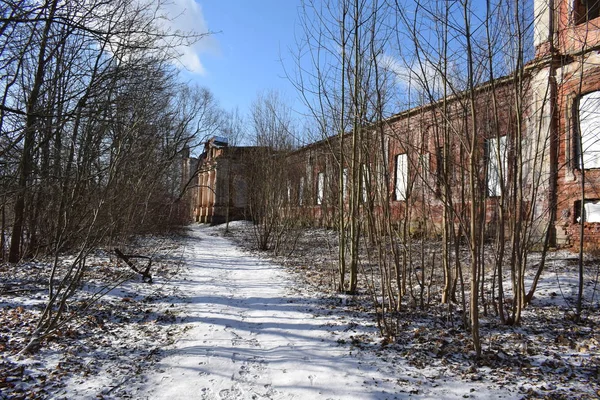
[0,233,187,399]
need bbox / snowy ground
[1,223,599,399]
[135,225,520,400]
[208,222,600,400]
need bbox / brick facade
[184,1,600,248]
[184,138,261,224]
[546,0,600,248]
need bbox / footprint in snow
[218,385,243,399]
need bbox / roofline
[287,69,534,156]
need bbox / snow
[1,223,598,399]
[134,225,519,399]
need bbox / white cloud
[161,0,219,75]
[378,53,443,93]
[377,54,411,85]
[377,54,436,89]
[377,53,466,102]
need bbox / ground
[0,223,598,399]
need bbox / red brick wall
[555,58,600,248]
[280,78,527,239]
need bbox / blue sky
[165,0,534,136]
[171,0,304,118]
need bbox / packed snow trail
[137,225,399,400]
[137,225,519,400]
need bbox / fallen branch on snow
[113,248,153,283]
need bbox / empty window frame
[574,0,600,24]
[418,153,430,184]
[395,154,408,201]
[575,199,600,223]
[435,146,445,196]
[316,172,325,205]
[486,136,507,197]
[299,177,305,206]
[362,164,371,203]
[342,168,348,201]
[575,91,600,169]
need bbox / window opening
[486,136,507,197]
[299,177,305,206]
[316,172,325,205]
[575,91,600,169]
[395,154,408,201]
[575,199,600,222]
[574,0,600,24]
[342,168,348,201]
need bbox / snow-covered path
[136,225,524,400]
[137,226,400,400]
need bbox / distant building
[182,137,260,224]
[183,0,600,248]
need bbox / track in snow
[136,225,522,400]
[136,225,399,400]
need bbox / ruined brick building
[183,0,600,248]
[182,137,266,224]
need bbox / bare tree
[246,91,297,251]
[0,0,213,353]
